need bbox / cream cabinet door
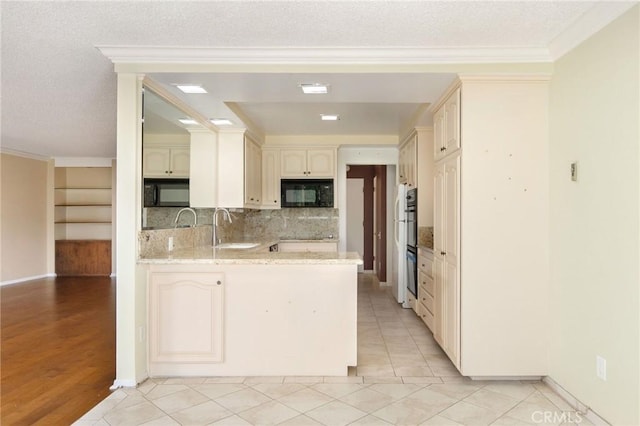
[433,106,446,161]
[306,149,335,177]
[143,147,190,178]
[149,272,224,363]
[261,149,281,208]
[244,139,262,207]
[444,88,461,155]
[280,149,307,177]
[143,148,172,177]
[433,152,460,369]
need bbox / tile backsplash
[144,207,339,241]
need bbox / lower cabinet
[417,248,435,333]
[149,271,224,363]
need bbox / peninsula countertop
[138,242,362,265]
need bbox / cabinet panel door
[150,272,224,363]
[170,148,191,177]
[434,162,445,256]
[433,255,444,345]
[444,88,461,154]
[261,149,280,208]
[143,148,171,177]
[444,155,460,264]
[443,259,460,368]
[280,150,307,177]
[307,149,335,177]
[433,107,446,161]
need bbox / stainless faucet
[212,208,232,246]
[174,208,197,227]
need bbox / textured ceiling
[0,1,630,158]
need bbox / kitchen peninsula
[139,236,362,377]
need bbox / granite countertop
[138,239,362,265]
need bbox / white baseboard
[543,376,610,425]
[110,379,138,390]
[1,273,56,286]
[110,273,116,278]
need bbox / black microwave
[281,179,334,208]
[144,178,190,207]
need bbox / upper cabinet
[434,88,460,162]
[143,144,190,178]
[244,136,262,208]
[398,134,417,188]
[281,148,335,178]
[261,148,281,209]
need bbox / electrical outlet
[596,355,606,380]
[168,237,174,252]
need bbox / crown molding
[97,46,553,66]
[548,2,638,61]
[1,147,51,161]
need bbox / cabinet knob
[165,170,169,174]
[216,280,222,285]
[440,251,446,256]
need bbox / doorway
[346,165,388,282]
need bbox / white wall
[549,6,639,425]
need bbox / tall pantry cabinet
[431,75,550,378]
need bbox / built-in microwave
[281,179,334,208]
[143,178,190,207]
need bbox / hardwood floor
[1,276,116,425]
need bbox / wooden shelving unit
[54,167,113,276]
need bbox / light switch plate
[596,355,606,380]
[571,162,578,181]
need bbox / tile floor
[75,273,587,426]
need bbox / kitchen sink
[216,242,260,249]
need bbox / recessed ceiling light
[321,114,340,121]
[175,84,207,94]
[178,118,198,125]
[300,83,329,94]
[210,119,233,126]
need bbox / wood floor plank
[1,276,116,425]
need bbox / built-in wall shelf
[54,167,113,275]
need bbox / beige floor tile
[151,388,209,414]
[250,382,307,399]
[162,377,207,385]
[463,388,520,414]
[427,383,483,400]
[170,400,232,425]
[340,388,395,413]
[306,400,367,426]
[356,365,397,377]
[490,415,537,425]
[502,393,564,425]
[482,382,537,402]
[311,383,365,398]
[204,377,247,384]
[393,365,435,377]
[193,383,247,400]
[103,401,166,426]
[420,414,465,425]
[402,376,444,384]
[371,396,447,426]
[210,414,252,425]
[237,400,299,425]
[439,401,502,425]
[363,376,404,384]
[278,414,324,425]
[76,390,128,421]
[137,380,158,395]
[214,388,272,413]
[243,376,284,384]
[323,376,364,384]
[283,376,324,384]
[139,416,181,425]
[349,414,394,425]
[368,383,423,400]
[144,384,189,400]
[277,387,334,412]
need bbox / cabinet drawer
[417,301,434,332]
[419,287,435,313]
[417,249,434,276]
[419,270,434,296]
